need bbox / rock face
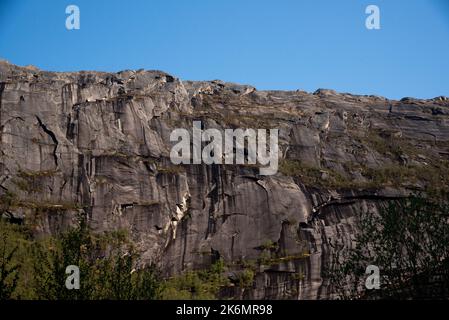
[1,60,449,299]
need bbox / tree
[32,217,162,300]
[327,196,449,299]
[32,217,93,299]
[0,220,20,299]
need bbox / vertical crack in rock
[205,165,220,239]
[35,115,59,167]
[171,192,191,240]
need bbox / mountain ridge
[1,61,449,299]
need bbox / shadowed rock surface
[1,61,448,299]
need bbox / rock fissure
[35,115,59,167]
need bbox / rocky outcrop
[1,60,448,299]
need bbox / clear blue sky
[1,0,448,99]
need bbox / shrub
[326,195,449,299]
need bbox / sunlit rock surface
[1,61,448,299]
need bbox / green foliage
[363,130,421,159]
[259,240,278,251]
[156,165,185,175]
[279,159,321,181]
[279,159,352,188]
[0,217,162,300]
[160,259,229,300]
[12,169,59,193]
[33,221,162,300]
[0,219,36,299]
[17,169,59,179]
[0,190,81,211]
[0,216,233,300]
[280,158,449,192]
[326,195,449,299]
[361,164,449,191]
[238,269,255,288]
[0,191,18,211]
[0,220,22,299]
[0,216,272,300]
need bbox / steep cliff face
[1,61,448,299]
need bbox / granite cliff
[1,61,448,299]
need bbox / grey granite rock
[1,60,448,299]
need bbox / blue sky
[0,0,448,99]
